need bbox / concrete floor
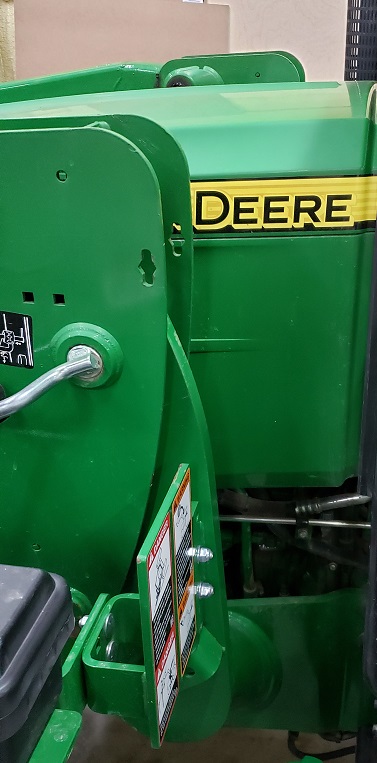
[70,710,356,763]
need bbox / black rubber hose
[288,731,356,760]
[219,489,294,517]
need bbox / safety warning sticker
[172,468,196,674]
[156,628,178,740]
[147,512,179,743]
[0,311,33,368]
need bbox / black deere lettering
[293,195,322,224]
[325,194,352,223]
[233,197,259,225]
[264,196,289,225]
[196,191,230,226]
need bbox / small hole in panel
[32,543,41,552]
[186,667,195,676]
[53,293,65,305]
[22,291,34,303]
[255,72,261,78]
[56,170,68,182]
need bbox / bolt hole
[56,170,68,182]
[53,293,65,305]
[255,72,261,78]
[22,291,34,303]
[32,543,41,551]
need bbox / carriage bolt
[105,640,118,662]
[78,615,89,628]
[194,582,214,599]
[187,547,213,563]
[102,613,115,642]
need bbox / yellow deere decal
[191,176,377,233]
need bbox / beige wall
[14,0,229,80]
[208,0,348,81]
[0,0,14,81]
[1,0,349,83]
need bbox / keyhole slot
[138,249,156,287]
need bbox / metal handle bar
[0,344,102,418]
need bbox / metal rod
[0,345,101,418]
[220,515,371,530]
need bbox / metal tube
[295,493,370,516]
[220,489,370,518]
[0,345,101,418]
[220,515,371,530]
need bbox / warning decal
[156,629,178,740]
[0,312,33,368]
[147,512,179,743]
[172,468,196,674]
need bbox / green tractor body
[0,53,373,761]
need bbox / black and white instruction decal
[0,312,33,368]
[156,628,178,741]
[172,468,196,674]
[147,512,178,743]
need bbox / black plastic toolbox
[0,564,74,762]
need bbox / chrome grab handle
[0,344,102,419]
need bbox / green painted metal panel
[0,126,167,601]
[0,81,371,179]
[190,232,373,486]
[227,589,375,732]
[159,51,305,86]
[29,710,82,763]
[82,320,232,744]
[0,51,304,111]
[59,594,110,713]
[153,320,232,742]
[0,63,159,104]
[83,593,147,726]
[107,115,193,351]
